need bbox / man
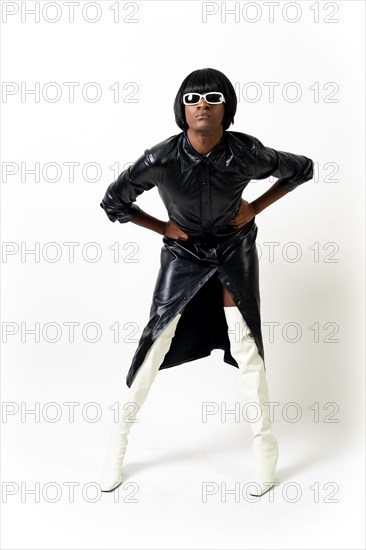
[99,67,314,496]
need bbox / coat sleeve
[100,149,156,223]
[252,136,314,193]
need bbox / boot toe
[248,480,276,497]
[99,477,123,492]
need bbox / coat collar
[178,130,234,173]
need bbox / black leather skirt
[125,217,265,387]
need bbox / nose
[198,97,209,107]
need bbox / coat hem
[157,346,239,371]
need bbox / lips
[195,114,210,119]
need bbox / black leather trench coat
[100,130,314,387]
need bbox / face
[184,92,225,132]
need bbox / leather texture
[224,305,279,496]
[99,313,182,492]
[100,130,314,387]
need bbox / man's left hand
[228,199,256,229]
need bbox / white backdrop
[1,1,365,549]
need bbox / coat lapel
[178,131,235,173]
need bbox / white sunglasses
[183,92,226,105]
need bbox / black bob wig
[173,68,238,132]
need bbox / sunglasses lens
[184,93,201,105]
[183,92,224,105]
[206,93,223,103]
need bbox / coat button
[183,297,187,300]
[226,281,231,286]
[199,281,202,284]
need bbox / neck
[186,127,224,156]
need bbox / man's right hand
[164,219,190,240]
[131,208,190,239]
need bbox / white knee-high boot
[99,312,182,492]
[224,306,279,497]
